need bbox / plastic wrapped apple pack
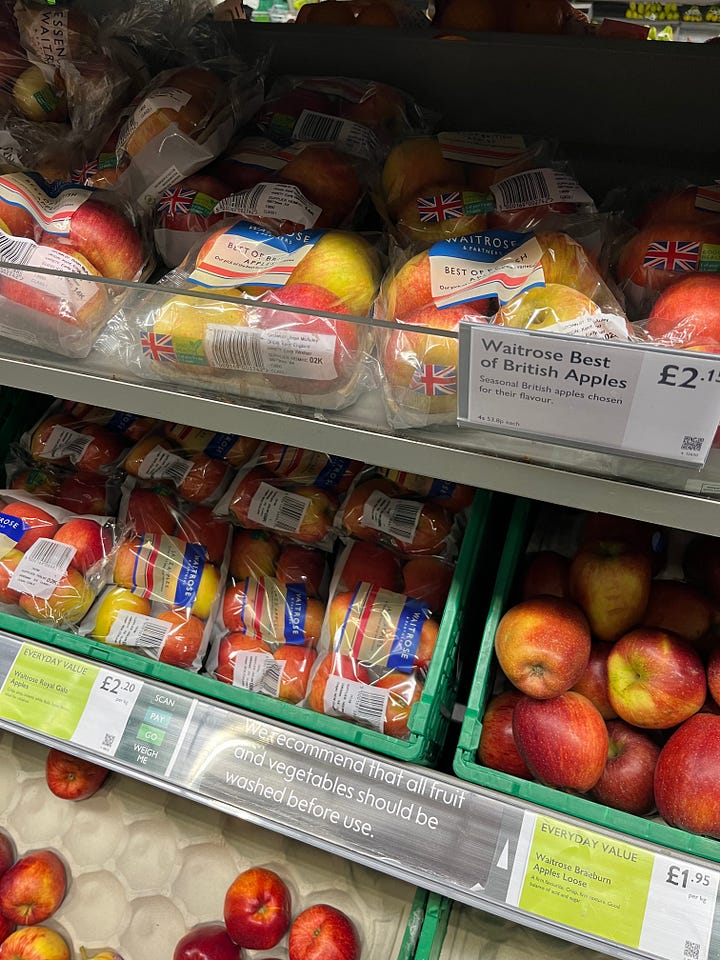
[251,442,363,494]
[0,170,151,357]
[335,472,463,561]
[255,75,430,162]
[5,446,122,518]
[215,463,340,552]
[0,488,115,629]
[162,421,261,470]
[378,132,555,245]
[152,170,237,268]
[114,220,383,412]
[74,57,265,212]
[123,430,235,507]
[57,400,159,443]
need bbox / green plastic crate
[413,892,453,960]
[0,386,495,764]
[454,497,720,863]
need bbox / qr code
[102,733,115,749]
[681,436,704,453]
[684,940,701,960]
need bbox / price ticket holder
[457,324,720,468]
[0,633,718,959]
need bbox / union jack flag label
[410,364,457,396]
[141,332,177,363]
[643,240,700,272]
[417,193,464,223]
[158,185,196,218]
[71,160,98,185]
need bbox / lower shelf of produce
[1,630,719,960]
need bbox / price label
[458,323,720,465]
[507,813,719,960]
[72,668,143,756]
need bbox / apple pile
[479,509,720,838]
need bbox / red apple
[570,641,617,719]
[52,518,112,575]
[54,474,109,516]
[616,221,720,297]
[590,719,660,815]
[478,690,532,779]
[0,550,24,606]
[0,502,58,552]
[401,557,454,614]
[336,542,403,594]
[0,850,66,925]
[0,833,14,878]
[645,274,720,346]
[288,904,359,960]
[125,489,177,537]
[705,646,720,708]
[215,633,272,686]
[494,597,591,699]
[45,749,109,801]
[173,922,244,960]
[521,551,570,600]
[229,530,280,581]
[156,174,232,234]
[512,691,609,793]
[654,713,720,836]
[0,926,70,960]
[275,545,326,598]
[638,186,720,227]
[569,541,652,643]
[607,628,706,729]
[224,867,291,950]
[176,505,230,566]
[642,579,716,646]
[74,425,126,475]
[273,644,318,704]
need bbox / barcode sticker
[247,482,309,534]
[260,658,283,697]
[490,168,592,212]
[0,232,98,309]
[438,131,527,166]
[39,425,93,464]
[0,233,34,267]
[138,446,193,487]
[9,537,76,599]
[324,675,388,732]
[292,110,378,159]
[361,491,423,545]
[107,610,171,652]
[205,325,338,381]
[215,182,322,229]
[118,88,193,154]
[232,650,274,690]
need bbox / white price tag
[458,323,720,466]
[361,491,423,544]
[248,482,310,534]
[71,668,142,756]
[8,538,76,599]
[639,855,719,960]
[138,445,193,487]
[216,182,322,229]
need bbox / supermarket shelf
[1,631,719,960]
[1,343,719,533]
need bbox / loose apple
[654,713,720,837]
[173,923,244,960]
[570,641,617,719]
[0,832,14,878]
[512,691,608,793]
[478,690,532,779]
[590,719,660,815]
[494,597,591,699]
[0,926,70,960]
[224,867,291,950]
[45,748,109,801]
[288,904,359,960]
[642,579,715,646]
[0,850,66,925]
[569,541,652,642]
[520,551,570,600]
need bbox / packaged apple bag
[79,478,232,671]
[0,488,116,629]
[73,57,265,212]
[251,441,363,493]
[0,170,151,357]
[114,220,383,412]
[4,447,122,517]
[161,421,261,470]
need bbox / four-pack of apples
[0,0,716,425]
[1,395,474,743]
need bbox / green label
[137,723,166,746]
[462,191,495,215]
[0,644,97,740]
[98,152,119,172]
[34,86,59,114]
[171,336,209,366]
[191,192,220,218]
[699,243,720,273]
[518,814,654,946]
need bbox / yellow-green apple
[645,274,720,346]
[537,232,608,302]
[45,748,109,801]
[384,251,433,321]
[52,519,112,575]
[0,925,70,960]
[279,144,363,228]
[276,545,327,597]
[215,632,271,685]
[274,643,318,703]
[224,867,291,950]
[569,541,652,642]
[0,850,66,925]
[173,923,244,960]
[381,138,466,217]
[307,653,371,714]
[336,542,403,594]
[616,221,720,295]
[0,550,24,606]
[494,596,591,699]
[157,610,205,668]
[289,904,359,960]
[570,640,616,719]
[495,283,602,331]
[478,689,532,778]
[125,489,177,537]
[402,557,454,614]
[229,530,280,581]
[512,691,608,792]
[55,474,109,516]
[395,183,487,243]
[642,580,715,646]
[121,67,225,158]
[607,628,706,728]
[176,505,230,566]
[589,719,660,816]
[19,568,94,626]
[0,502,58,551]
[654,713,720,837]
[638,186,720,227]
[0,832,14,878]
[13,66,66,122]
[520,551,570,600]
[284,230,381,316]
[89,586,151,642]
